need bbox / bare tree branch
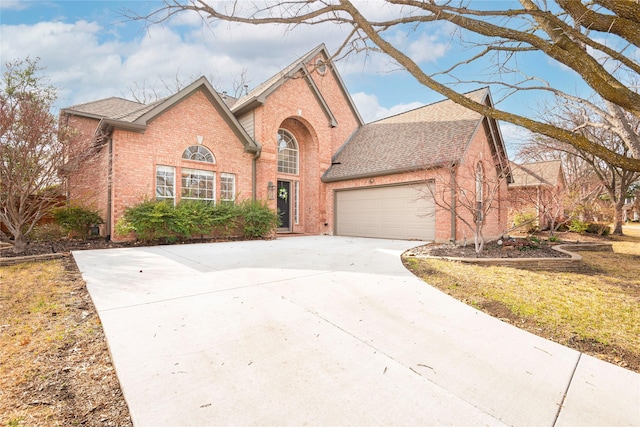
[127,0,640,170]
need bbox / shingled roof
[63,97,151,121]
[322,88,501,182]
[509,160,565,188]
[62,77,259,153]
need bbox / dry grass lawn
[0,257,131,426]
[403,225,640,373]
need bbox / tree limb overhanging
[129,0,640,170]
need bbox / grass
[0,259,131,426]
[0,261,74,424]
[403,225,640,372]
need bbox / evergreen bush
[53,205,103,239]
[119,199,278,242]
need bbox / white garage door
[335,184,435,240]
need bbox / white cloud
[0,0,29,10]
[352,92,423,123]
[0,1,446,115]
[407,33,448,63]
[0,12,360,110]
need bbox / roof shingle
[63,97,148,121]
[509,160,564,187]
[322,88,489,182]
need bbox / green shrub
[513,211,538,233]
[53,206,103,239]
[568,219,589,233]
[209,202,242,236]
[175,200,217,237]
[122,200,179,242]
[238,200,280,238]
[115,217,135,237]
[548,235,560,243]
[120,199,278,242]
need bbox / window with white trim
[277,129,298,175]
[182,145,215,163]
[181,168,215,201]
[294,180,300,224]
[220,173,236,202]
[156,165,175,202]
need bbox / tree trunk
[474,224,485,253]
[612,200,625,235]
[12,231,27,254]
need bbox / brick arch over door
[278,117,321,234]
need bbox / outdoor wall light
[267,181,275,200]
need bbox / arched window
[182,145,215,163]
[475,162,484,202]
[277,129,298,175]
[475,162,484,222]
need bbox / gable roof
[509,160,565,188]
[322,88,510,182]
[231,44,364,127]
[62,77,259,153]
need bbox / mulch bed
[0,236,244,258]
[410,238,571,259]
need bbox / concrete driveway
[73,236,639,426]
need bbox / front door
[277,180,291,231]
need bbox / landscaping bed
[410,239,570,259]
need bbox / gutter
[106,136,113,240]
[322,161,451,183]
[252,148,261,201]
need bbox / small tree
[0,58,69,253]
[421,156,507,253]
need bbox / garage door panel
[336,184,435,241]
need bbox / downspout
[252,148,261,201]
[106,136,113,240]
[450,164,457,243]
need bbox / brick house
[62,44,510,243]
[508,160,566,230]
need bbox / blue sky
[0,0,594,154]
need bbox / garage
[335,184,435,240]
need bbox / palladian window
[277,129,298,175]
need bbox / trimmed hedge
[117,199,279,242]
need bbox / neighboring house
[61,44,511,243]
[623,191,640,222]
[508,160,566,230]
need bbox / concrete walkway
[73,236,640,426]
